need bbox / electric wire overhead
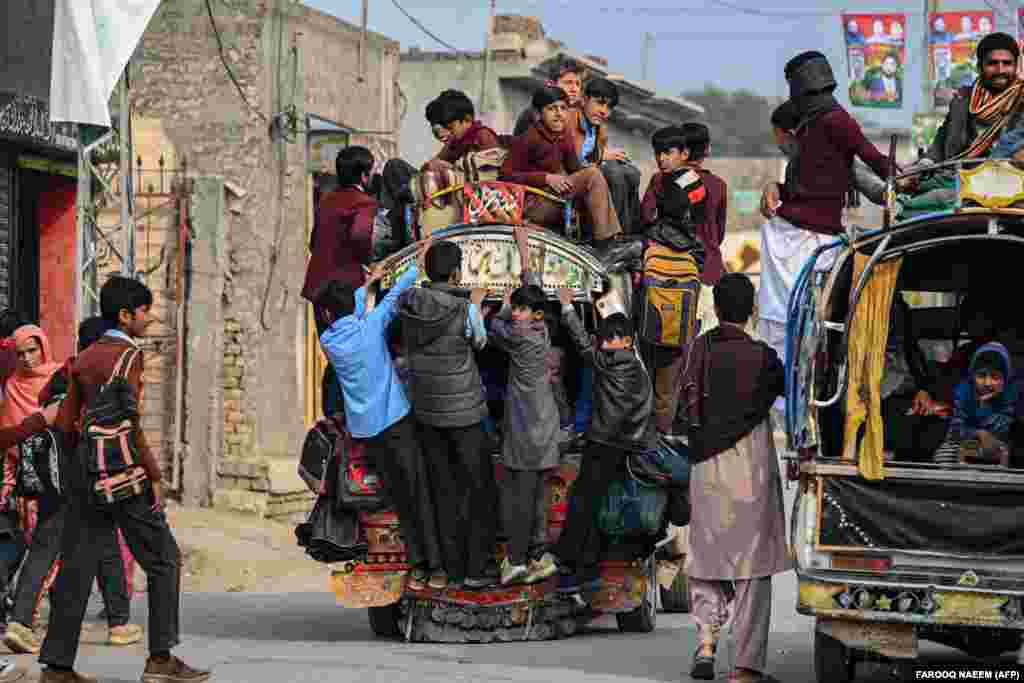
[391,0,464,52]
[204,0,268,122]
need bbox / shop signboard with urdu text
[842,13,907,109]
[929,10,994,108]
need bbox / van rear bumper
[797,577,1024,629]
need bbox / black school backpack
[82,346,149,504]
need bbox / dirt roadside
[162,502,325,595]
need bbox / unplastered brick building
[122,0,400,520]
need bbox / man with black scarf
[757,51,894,383]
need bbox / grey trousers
[689,576,773,673]
[500,469,551,565]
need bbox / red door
[37,179,77,362]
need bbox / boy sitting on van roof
[501,85,623,245]
[423,90,500,173]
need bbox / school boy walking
[39,276,208,683]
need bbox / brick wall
[131,0,400,514]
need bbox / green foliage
[682,84,781,158]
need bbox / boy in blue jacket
[316,238,447,591]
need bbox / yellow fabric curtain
[842,253,903,480]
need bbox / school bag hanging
[331,417,388,513]
[16,429,63,499]
[597,464,668,540]
[82,346,150,505]
[639,243,701,348]
[298,414,344,495]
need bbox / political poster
[929,10,995,108]
[843,13,907,109]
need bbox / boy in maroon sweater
[423,90,500,172]
[39,276,208,683]
[757,52,895,374]
[501,86,622,243]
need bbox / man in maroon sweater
[500,86,622,243]
[757,51,894,387]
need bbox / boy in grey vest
[398,241,496,589]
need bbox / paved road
[5,486,1019,681]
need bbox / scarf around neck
[956,79,1024,160]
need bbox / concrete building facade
[399,15,704,189]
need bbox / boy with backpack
[639,123,728,434]
[2,317,141,657]
[551,295,657,594]
[488,226,561,586]
[40,276,208,683]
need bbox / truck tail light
[831,556,893,572]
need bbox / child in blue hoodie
[933,342,1016,467]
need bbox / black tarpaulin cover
[820,477,1024,557]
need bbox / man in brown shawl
[679,273,791,683]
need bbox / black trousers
[11,497,130,628]
[419,422,496,579]
[882,394,948,461]
[501,469,551,565]
[553,442,624,575]
[365,415,443,571]
[39,490,181,669]
[601,161,641,235]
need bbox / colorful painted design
[379,230,597,295]
[929,10,995,108]
[843,13,907,109]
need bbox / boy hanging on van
[934,343,1017,467]
[551,294,656,595]
[488,226,562,586]
[638,124,714,433]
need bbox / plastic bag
[597,476,667,539]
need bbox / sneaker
[39,669,94,683]
[406,568,428,592]
[140,655,210,683]
[499,558,528,586]
[108,623,143,646]
[427,570,448,590]
[2,622,38,654]
[525,553,558,583]
[0,660,24,682]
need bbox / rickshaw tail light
[831,556,892,572]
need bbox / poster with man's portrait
[843,13,907,109]
[929,10,994,107]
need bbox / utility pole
[480,0,495,112]
[641,32,654,82]
[119,65,134,277]
[359,0,368,82]
[925,0,940,112]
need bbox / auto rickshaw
[786,158,1024,680]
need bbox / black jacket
[926,86,978,163]
[562,307,656,453]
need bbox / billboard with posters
[843,13,907,108]
[929,10,994,107]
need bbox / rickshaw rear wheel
[368,604,403,639]
[814,628,856,683]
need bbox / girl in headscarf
[934,342,1017,466]
[0,325,62,543]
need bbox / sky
[303,0,1020,131]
